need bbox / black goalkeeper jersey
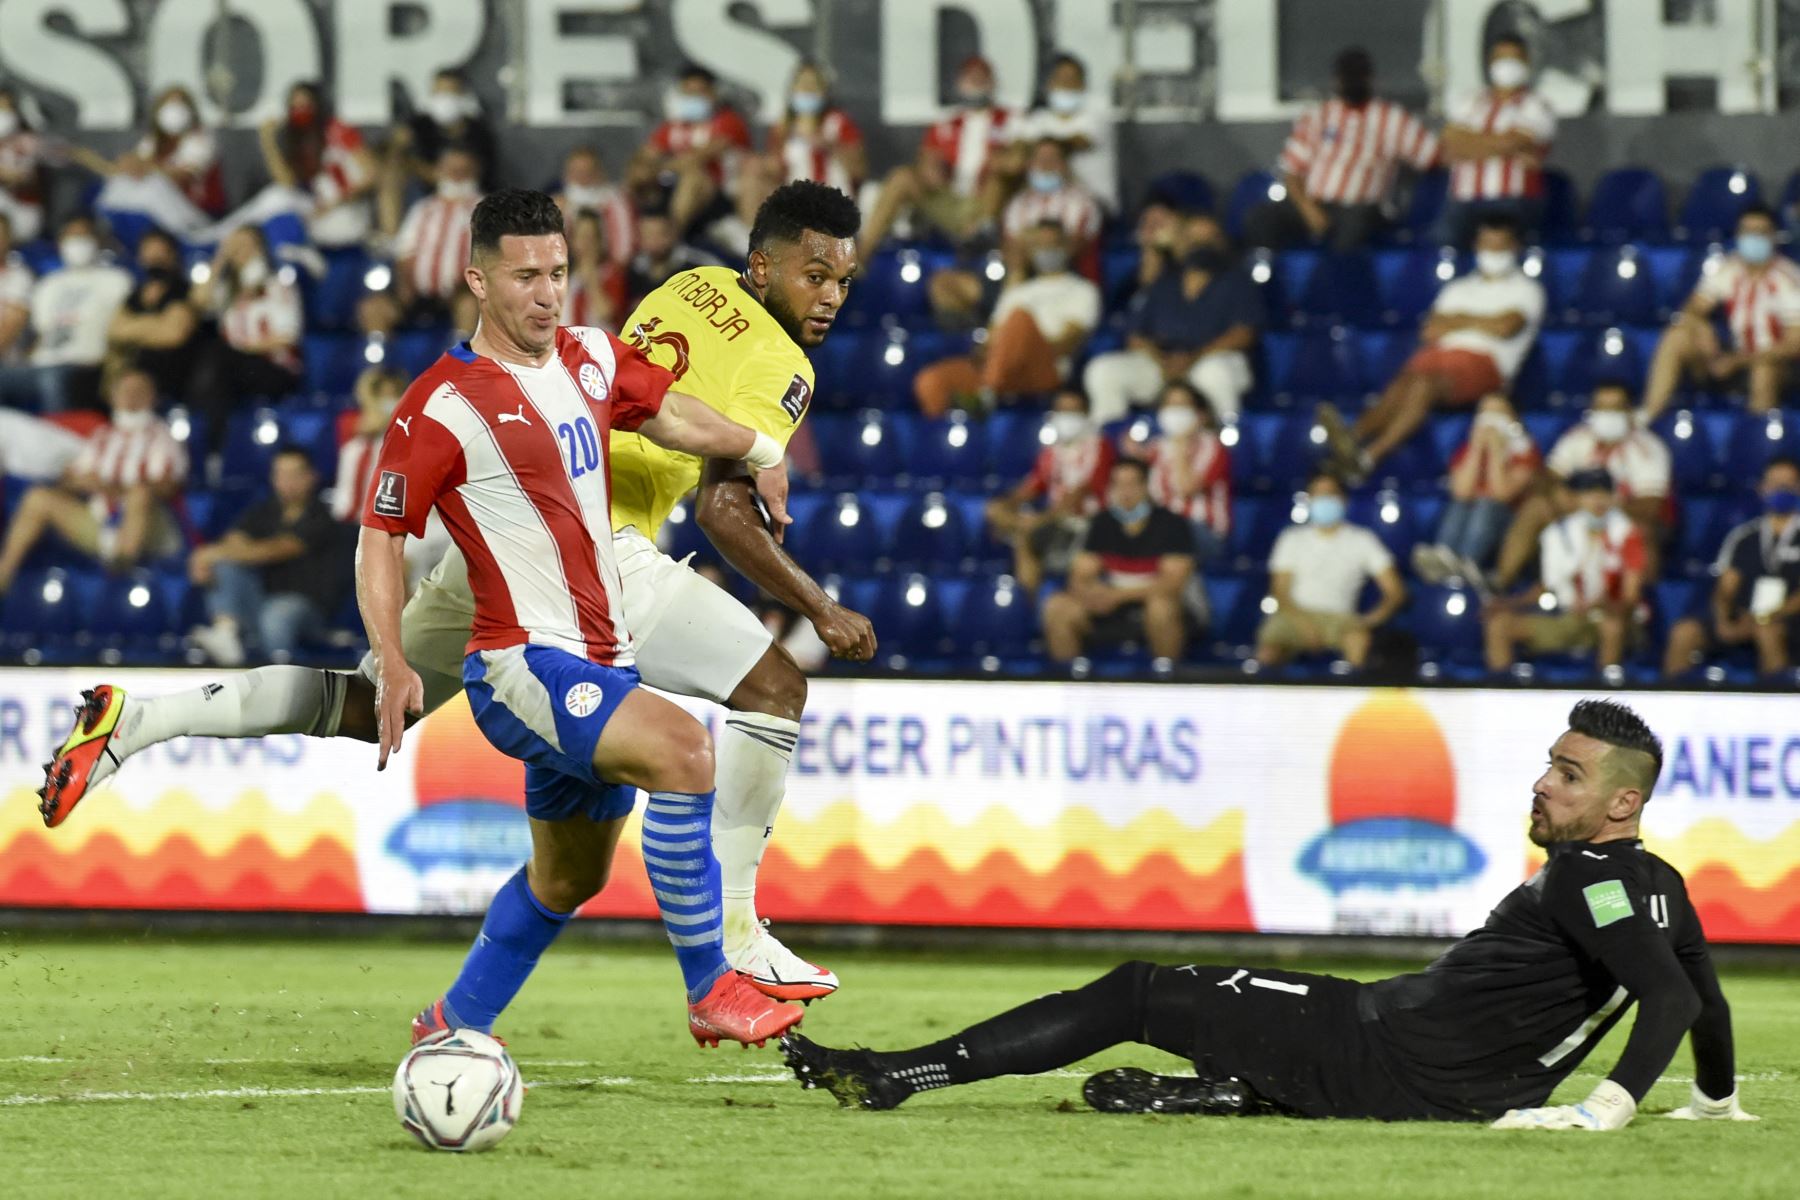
[1362,838,1734,1117]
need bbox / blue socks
[442,866,573,1033]
[642,790,731,1003]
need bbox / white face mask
[236,255,269,290]
[438,177,478,200]
[1157,405,1200,438]
[58,236,98,268]
[111,408,155,432]
[426,91,472,127]
[1475,409,1512,432]
[1048,412,1090,443]
[667,92,713,124]
[1488,57,1531,90]
[1047,88,1084,115]
[1587,409,1631,443]
[1475,249,1517,277]
[0,110,17,138]
[563,182,606,209]
[155,101,194,136]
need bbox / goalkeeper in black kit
[783,700,1758,1130]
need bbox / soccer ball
[393,1029,524,1152]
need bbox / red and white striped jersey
[1696,254,1800,355]
[1447,88,1555,200]
[220,279,304,373]
[559,185,636,266]
[648,107,753,187]
[1143,432,1232,536]
[395,191,480,300]
[769,108,864,193]
[1279,98,1438,206]
[1024,435,1115,514]
[310,119,372,209]
[332,429,377,523]
[1002,182,1102,244]
[922,106,1012,197]
[363,327,674,666]
[72,416,187,489]
[565,264,626,332]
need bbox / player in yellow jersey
[40,182,874,1001]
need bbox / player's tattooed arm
[696,457,877,661]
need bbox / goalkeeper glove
[1666,1083,1758,1122]
[1491,1080,1636,1131]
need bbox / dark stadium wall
[14,0,1800,214]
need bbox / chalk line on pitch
[0,1076,635,1107]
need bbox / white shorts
[356,528,774,714]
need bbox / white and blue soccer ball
[393,1029,524,1152]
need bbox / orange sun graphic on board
[411,694,524,810]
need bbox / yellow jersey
[608,266,815,538]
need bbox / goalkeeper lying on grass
[785,700,1757,1130]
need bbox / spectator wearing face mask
[203,81,376,250]
[1126,381,1233,564]
[0,368,186,596]
[1664,456,1800,679]
[1491,381,1671,592]
[1042,458,1197,665]
[1082,212,1263,425]
[394,146,483,317]
[768,61,866,196]
[1256,472,1408,670]
[187,225,302,461]
[553,146,636,266]
[0,86,46,242]
[1438,34,1556,247]
[380,69,497,238]
[985,387,1115,591]
[0,214,133,413]
[999,138,1100,273]
[1412,393,1540,584]
[1320,214,1542,478]
[1641,204,1800,423]
[1243,47,1438,253]
[861,55,1013,251]
[633,63,754,239]
[1009,52,1116,212]
[74,85,224,239]
[0,212,33,365]
[913,219,1100,416]
[1484,468,1646,675]
[107,227,202,400]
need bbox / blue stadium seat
[864,330,970,410]
[0,567,101,652]
[1651,578,1703,647]
[1373,248,1457,326]
[1673,496,1731,578]
[1205,570,1268,647]
[986,410,1047,483]
[1101,246,1141,306]
[1644,245,1704,316]
[840,246,947,327]
[955,575,1036,656]
[1428,413,1474,469]
[1226,171,1281,241]
[890,492,972,570]
[1533,246,1588,321]
[1539,168,1581,245]
[809,330,865,409]
[278,407,340,477]
[1723,411,1800,478]
[1266,329,1359,402]
[658,499,711,563]
[1263,412,1330,490]
[1562,327,1648,394]
[1355,330,1417,395]
[1408,585,1483,662]
[1144,170,1214,215]
[306,247,377,331]
[1227,495,1293,565]
[810,410,910,487]
[794,492,901,573]
[906,413,988,487]
[1521,410,1578,453]
[302,332,366,396]
[1245,249,1291,331]
[869,572,949,659]
[1349,490,1419,559]
[1292,254,1378,327]
[1571,245,1657,327]
[393,328,453,378]
[1652,410,1720,493]
[1585,168,1669,244]
[1398,169,1449,243]
[217,407,285,487]
[1677,166,1762,243]
[89,571,180,644]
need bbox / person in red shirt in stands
[635,64,754,239]
[767,61,866,195]
[985,386,1115,591]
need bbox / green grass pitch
[1,932,1793,1199]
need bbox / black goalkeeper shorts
[1149,964,1467,1122]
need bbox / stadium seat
[890,492,972,570]
[1571,246,1657,327]
[1723,410,1800,478]
[794,491,902,573]
[1653,410,1721,493]
[1677,166,1762,243]
[278,407,340,477]
[809,330,865,409]
[301,331,367,396]
[1408,585,1484,662]
[986,410,1047,483]
[840,246,946,327]
[658,499,711,563]
[1101,245,1140,307]
[906,413,988,487]
[1354,330,1417,396]
[955,575,1036,656]
[810,410,910,487]
[1144,170,1214,215]
[1427,413,1473,469]
[89,571,181,646]
[1349,490,1419,559]
[1226,171,1281,241]
[1539,168,1581,244]
[1651,578,1703,646]
[1245,249,1291,331]
[1227,495,1293,565]
[393,328,453,378]
[1291,253,1377,327]
[869,572,949,659]
[1373,247,1458,327]
[1521,409,1579,453]
[217,407,285,487]
[1262,411,1331,490]
[1585,168,1669,244]
[306,246,377,331]
[1205,569,1269,647]
[0,567,101,652]
[1672,496,1731,578]
[1265,329,1358,402]
[1644,245,1703,316]
[1397,169,1449,243]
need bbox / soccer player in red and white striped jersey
[358,188,805,1050]
[0,368,186,594]
[1644,203,1800,421]
[1244,47,1438,253]
[395,146,481,308]
[1440,34,1557,246]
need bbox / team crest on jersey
[565,681,605,718]
[779,374,811,423]
[577,361,607,401]
[373,471,406,517]
[626,317,692,380]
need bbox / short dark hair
[60,212,97,235]
[1049,52,1086,80]
[1308,469,1345,495]
[1476,211,1521,240]
[138,226,179,256]
[1764,454,1800,478]
[1490,33,1529,57]
[1590,377,1632,397]
[1739,201,1779,227]
[1110,456,1151,483]
[679,63,717,88]
[271,444,316,470]
[1567,699,1663,799]
[1334,46,1374,82]
[470,188,565,262]
[747,180,860,256]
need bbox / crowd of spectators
[0,36,1793,685]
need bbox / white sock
[111,667,350,761]
[713,713,799,951]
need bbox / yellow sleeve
[716,352,814,449]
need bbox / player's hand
[1667,1084,1759,1121]
[811,601,878,662]
[1491,1081,1635,1131]
[375,654,424,772]
[751,461,792,545]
